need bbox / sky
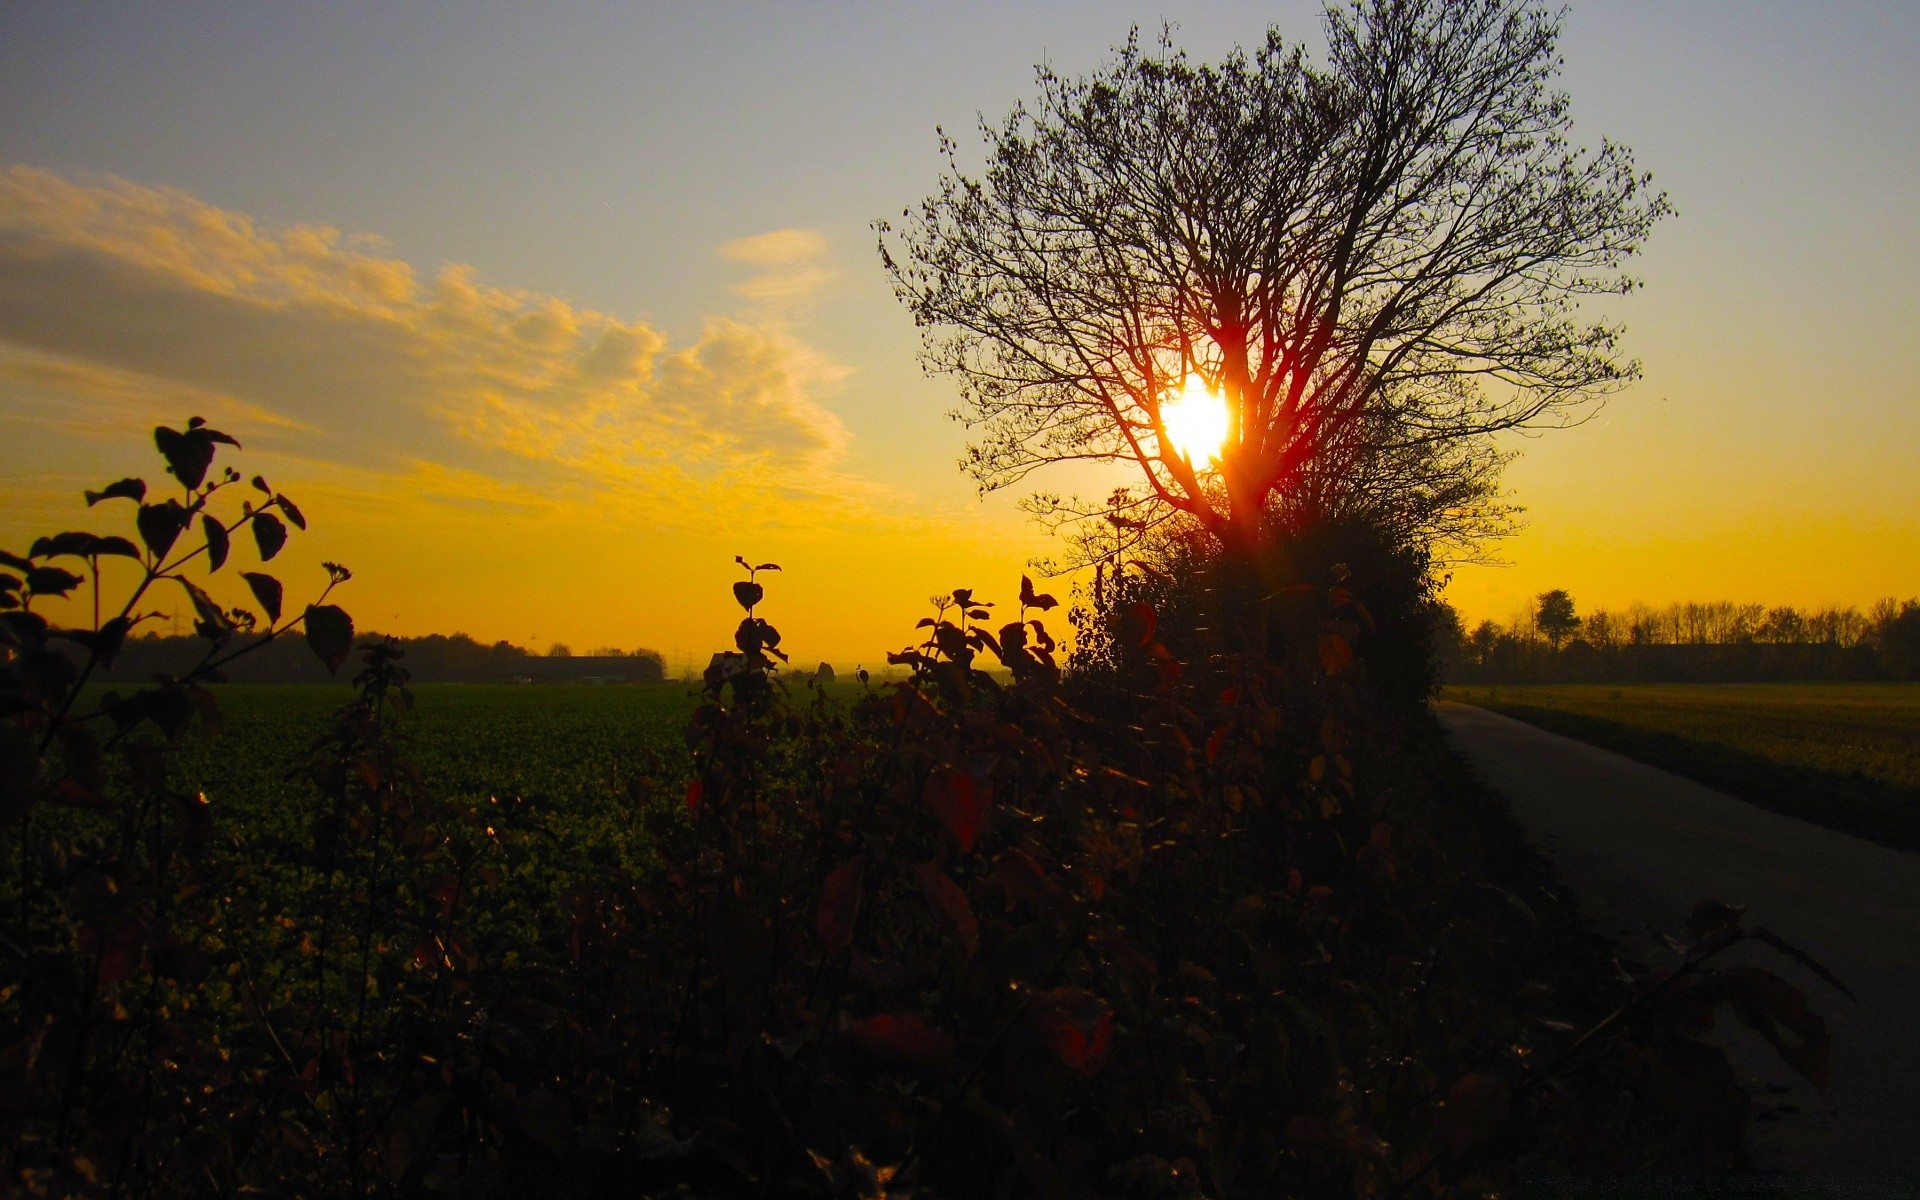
[1,0,1915,663]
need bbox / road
[1437,703,1920,1192]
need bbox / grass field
[1442,682,1920,852]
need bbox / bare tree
[881,0,1669,557]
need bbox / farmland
[1443,682,1920,851]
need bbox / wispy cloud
[719,227,838,309]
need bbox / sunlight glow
[1159,376,1230,464]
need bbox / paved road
[1437,703,1920,1190]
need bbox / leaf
[202,516,229,571]
[923,768,985,851]
[1283,1117,1391,1164]
[136,501,190,558]
[277,495,306,530]
[1317,632,1352,676]
[26,566,83,597]
[1029,988,1114,1077]
[1434,1072,1510,1154]
[989,848,1064,908]
[1718,966,1832,1091]
[250,474,271,494]
[85,477,146,506]
[816,855,866,948]
[177,577,233,641]
[31,531,125,559]
[845,1013,954,1070]
[252,512,288,562]
[732,580,763,611]
[304,604,354,675]
[54,617,131,667]
[1019,574,1058,611]
[752,562,780,571]
[1126,601,1157,647]
[914,863,979,958]
[240,572,283,623]
[1749,926,1856,1002]
[684,778,703,815]
[155,424,218,490]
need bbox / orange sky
[2,3,1915,664]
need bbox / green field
[1443,682,1920,851]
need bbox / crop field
[173,682,703,814]
[1443,682,1920,851]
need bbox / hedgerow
[2,423,1846,1197]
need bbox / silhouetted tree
[882,0,1668,559]
[1534,589,1580,649]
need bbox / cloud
[719,226,838,308]
[0,164,853,508]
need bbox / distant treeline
[92,631,668,685]
[1442,597,1920,683]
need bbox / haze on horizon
[2,0,1915,663]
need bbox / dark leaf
[990,849,1064,908]
[26,566,83,597]
[1020,575,1058,611]
[304,604,354,675]
[914,863,979,958]
[1749,927,1856,1001]
[752,562,780,572]
[816,855,866,948]
[31,531,122,559]
[1718,966,1832,1091]
[0,549,29,571]
[1283,1117,1391,1164]
[1318,632,1353,676]
[1126,601,1157,647]
[732,580,763,611]
[252,512,288,561]
[277,495,306,530]
[250,475,271,494]
[1434,1072,1510,1154]
[845,1013,954,1070]
[136,501,190,558]
[155,424,215,490]
[1029,988,1114,1077]
[240,572,283,623]
[85,477,146,506]
[177,577,234,641]
[923,768,985,851]
[53,617,132,667]
[202,516,229,571]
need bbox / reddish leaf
[914,863,978,958]
[1317,632,1352,676]
[1434,1072,1510,1154]
[923,768,986,851]
[1205,723,1231,763]
[684,778,703,815]
[1126,601,1157,647]
[990,848,1064,908]
[845,1013,954,1070]
[1030,988,1114,1077]
[816,855,866,948]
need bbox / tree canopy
[881,0,1670,559]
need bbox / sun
[1159,376,1230,464]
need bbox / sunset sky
[3,1,1915,664]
